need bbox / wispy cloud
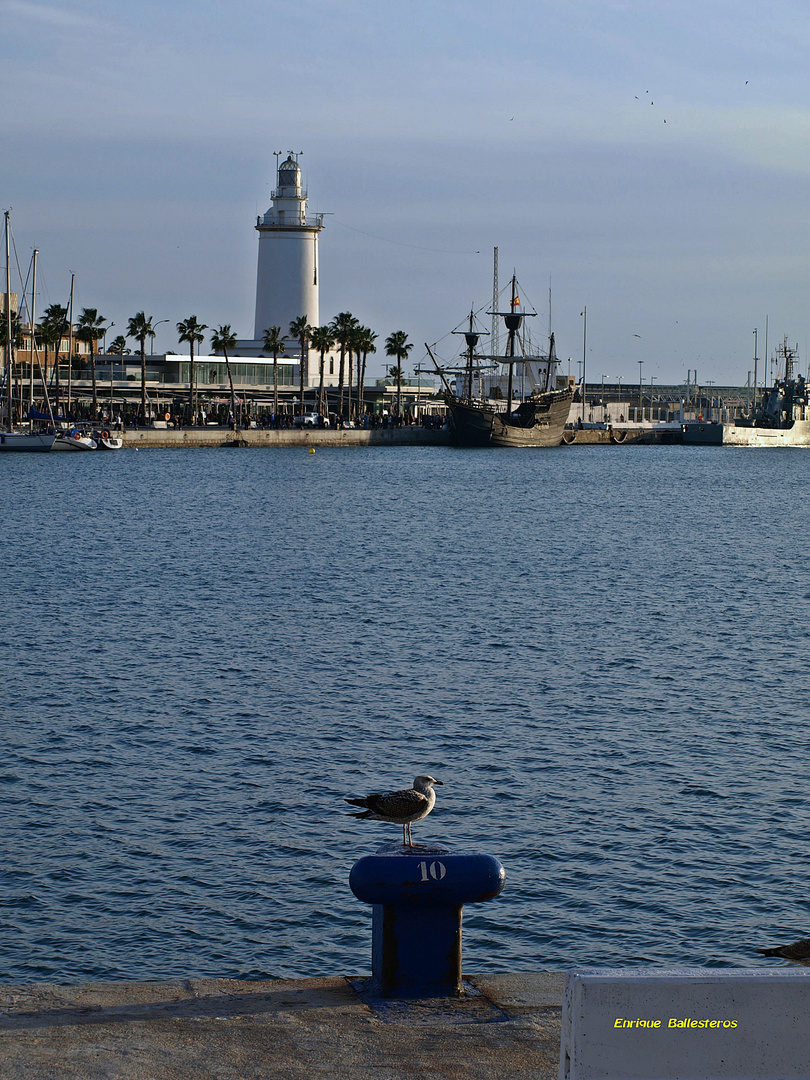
[0,0,99,30]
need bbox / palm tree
[0,310,23,426]
[330,312,358,422]
[289,315,312,416]
[127,312,156,424]
[263,325,286,420]
[42,304,68,412]
[309,325,335,419]
[106,335,128,421]
[348,323,367,421]
[37,305,64,397]
[0,309,23,352]
[211,325,238,432]
[385,330,413,418]
[357,327,377,420]
[177,316,207,423]
[76,307,107,417]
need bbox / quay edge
[0,972,564,1080]
[121,426,452,449]
[118,425,686,449]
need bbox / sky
[3,0,810,385]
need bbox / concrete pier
[118,425,685,449]
[122,426,451,449]
[0,972,563,1079]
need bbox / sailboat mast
[4,211,11,431]
[29,249,38,430]
[67,272,74,412]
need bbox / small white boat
[53,429,97,451]
[94,428,123,450]
[0,431,56,452]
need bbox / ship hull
[683,419,810,447]
[447,389,573,447]
[0,432,56,452]
[722,419,810,446]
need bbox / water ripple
[2,446,809,980]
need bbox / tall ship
[432,275,573,447]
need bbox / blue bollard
[349,843,505,998]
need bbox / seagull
[345,775,443,846]
[755,936,810,965]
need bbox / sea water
[1,444,809,983]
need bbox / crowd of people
[21,400,449,431]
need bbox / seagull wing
[367,789,429,817]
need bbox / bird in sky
[755,936,810,965]
[345,775,443,847]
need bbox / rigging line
[6,224,35,329]
[332,218,480,255]
[9,228,34,327]
[429,291,514,359]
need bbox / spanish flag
[511,296,520,307]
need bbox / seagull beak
[435,779,443,785]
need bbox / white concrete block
[560,968,810,1079]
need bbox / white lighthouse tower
[253,153,324,347]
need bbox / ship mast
[488,274,534,414]
[451,308,488,402]
[464,310,477,401]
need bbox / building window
[329,358,334,375]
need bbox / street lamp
[581,306,587,424]
[151,319,170,356]
[649,375,656,421]
[637,359,644,420]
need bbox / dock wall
[122,426,452,449]
[120,425,688,449]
